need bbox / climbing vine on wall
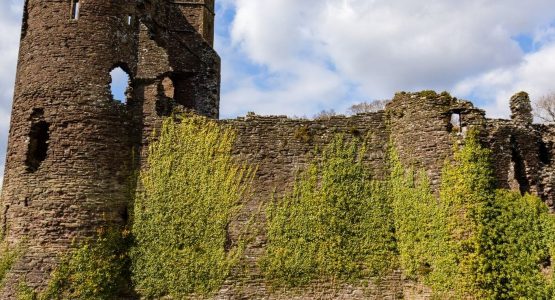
[0,242,21,289]
[16,227,131,300]
[261,135,397,287]
[391,132,555,299]
[131,115,255,298]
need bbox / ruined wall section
[135,0,220,155]
[0,0,139,297]
[485,92,555,209]
[387,92,486,188]
[210,92,554,298]
[214,114,408,299]
[539,125,555,208]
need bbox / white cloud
[220,0,555,118]
[455,41,555,118]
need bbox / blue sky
[2,0,555,187]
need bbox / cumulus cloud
[219,0,555,118]
[455,42,555,118]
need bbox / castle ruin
[1,0,554,299]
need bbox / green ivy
[476,190,552,299]
[0,242,21,288]
[17,228,131,300]
[131,115,254,298]
[391,131,555,298]
[438,132,496,296]
[261,135,397,287]
[388,155,456,295]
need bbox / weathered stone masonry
[1,0,554,299]
[213,91,555,299]
[0,0,218,298]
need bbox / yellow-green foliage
[476,190,552,299]
[439,133,496,295]
[391,132,555,298]
[131,115,254,298]
[17,282,35,300]
[389,156,456,294]
[0,242,20,287]
[18,228,131,300]
[45,228,130,300]
[261,135,397,287]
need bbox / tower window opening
[539,140,552,164]
[449,113,462,133]
[26,121,50,173]
[127,15,133,25]
[110,67,131,103]
[173,73,196,109]
[70,0,80,20]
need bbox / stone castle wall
[205,91,555,299]
[0,0,219,298]
[1,0,554,298]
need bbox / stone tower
[176,0,216,46]
[0,0,220,297]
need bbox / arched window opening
[70,0,80,20]
[127,15,133,26]
[110,67,131,103]
[156,77,175,116]
[26,121,50,173]
[161,76,175,99]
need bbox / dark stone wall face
[0,0,137,296]
[0,0,219,297]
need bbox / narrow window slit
[71,0,80,20]
[539,140,552,164]
[449,113,462,134]
[127,15,133,25]
[26,121,50,172]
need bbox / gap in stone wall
[25,121,50,173]
[110,67,131,104]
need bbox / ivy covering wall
[261,135,397,287]
[390,133,555,299]
[9,119,555,299]
[17,228,131,300]
[130,116,255,298]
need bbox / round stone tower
[0,0,138,296]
